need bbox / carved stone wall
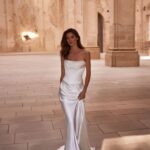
[97,0,110,52]
[0,0,62,53]
[0,0,149,57]
[135,0,150,55]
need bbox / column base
[85,47,100,59]
[105,51,140,67]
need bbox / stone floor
[0,54,150,150]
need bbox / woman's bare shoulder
[81,49,90,58]
[80,49,90,54]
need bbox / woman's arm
[83,51,91,92]
[78,51,91,100]
[60,55,65,83]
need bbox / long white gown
[58,60,95,150]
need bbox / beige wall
[97,0,110,52]
[0,0,99,53]
[0,0,63,53]
[135,0,150,55]
[0,0,149,56]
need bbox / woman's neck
[70,45,79,52]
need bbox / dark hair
[60,28,84,58]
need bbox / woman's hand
[78,89,86,100]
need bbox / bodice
[62,60,86,84]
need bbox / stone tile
[0,106,31,113]
[42,114,54,121]
[36,99,57,103]
[9,121,53,134]
[85,104,119,111]
[53,110,66,118]
[52,105,62,111]
[87,113,130,124]
[86,110,112,117]
[1,115,42,124]
[121,113,150,121]
[0,103,22,108]
[98,120,147,133]
[5,99,36,104]
[0,112,16,118]
[23,101,56,107]
[16,110,53,117]
[52,118,66,129]
[0,124,9,134]
[140,119,150,128]
[88,125,103,135]
[0,134,14,144]
[31,105,54,112]
[0,100,5,104]
[111,108,150,115]
[0,144,27,150]
[0,55,150,150]
[118,129,150,136]
[15,130,62,143]
[28,139,64,150]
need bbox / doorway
[97,13,104,53]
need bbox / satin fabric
[58,60,95,150]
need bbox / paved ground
[0,54,150,150]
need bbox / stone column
[84,0,100,59]
[0,0,7,52]
[64,0,75,29]
[0,0,16,52]
[74,0,83,41]
[105,0,140,67]
[85,0,98,46]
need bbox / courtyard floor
[0,54,150,150]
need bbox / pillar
[84,0,100,59]
[64,0,75,29]
[74,0,83,41]
[105,0,140,67]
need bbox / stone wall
[135,0,150,55]
[0,0,149,56]
[97,0,110,52]
[0,0,100,55]
[0,0,62,53]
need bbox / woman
[58,28,95,150]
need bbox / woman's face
[66,32,78,47]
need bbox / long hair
[60,28,84,58]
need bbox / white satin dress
[58,60,95,150]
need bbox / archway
[97,13,104,53]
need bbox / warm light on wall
[21,32,39,41]
[140,56,150,60]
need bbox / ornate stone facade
[135,0,150,56]
[0,0,150,66]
